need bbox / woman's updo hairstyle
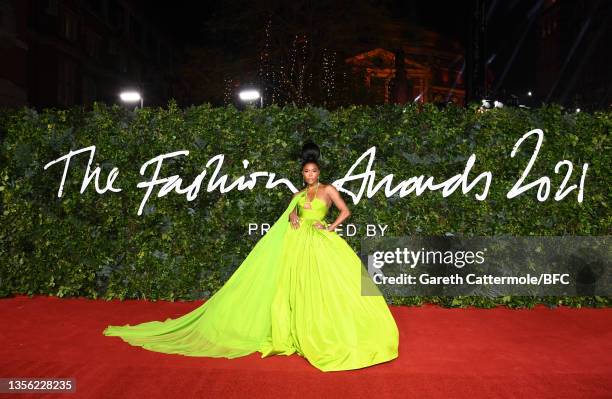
[300,139,321,168]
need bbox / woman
[103,140,399,372]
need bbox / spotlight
[119,90,143,109]
[238,89,263,107]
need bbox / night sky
[132,0,610,109]
[138,1,469,47]
[137,1,529,89]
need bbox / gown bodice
[296,192,329,222]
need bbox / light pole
[238,89,263,108]
[120,91,143,109]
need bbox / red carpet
[0,295,610,398]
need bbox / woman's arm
[325,185,351,231]
[288,191,301,228]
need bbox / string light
[223,77,233,105]
[255,19,346,107]
[258,16,273,104]
[321,47,338,106]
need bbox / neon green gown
[102,191,399,372]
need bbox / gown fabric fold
[103,191,399,372]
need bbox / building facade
[344,24,466,106]
[535,0,611,110]
[0,0,176,108]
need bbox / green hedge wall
[0,102,610,308]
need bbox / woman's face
[302,163,320,186]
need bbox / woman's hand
[289,212,300,229]
[313,221,327,230]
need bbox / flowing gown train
[103,191,399,372]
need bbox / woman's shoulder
[319,183,337,193]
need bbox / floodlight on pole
[239,89,263,108]
[120,91,143,109]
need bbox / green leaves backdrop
[0,102,609,308]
